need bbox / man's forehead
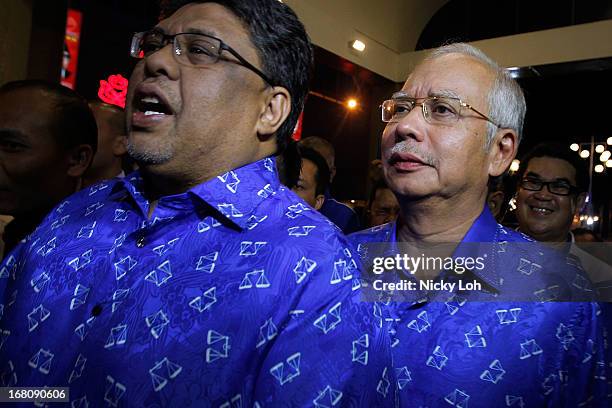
[155,2,236,38]
[526,156,577,181]
[401,54,493,101]
[0,90,55,119]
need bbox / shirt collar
[109,157,280,230]
[454,205,503,291]
[461,204,499,243]
[387,204,503,291]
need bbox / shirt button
[136,235,146,248]
[91,304,103,317]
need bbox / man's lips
[388,152,428,171]
[527,203,555,215]
[130,83,174,129]
[131,111,171,129]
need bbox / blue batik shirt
[350,208,610,407]
[0,157,393,407]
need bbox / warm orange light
[347,99,358,109]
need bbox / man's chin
[386,180,435,200]
[523,223,557,240]
[127,143,173,166]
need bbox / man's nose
[393,107,426,143]
[143,44,180,80]
[532,187,554,200]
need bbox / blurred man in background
[300,136,361,232]
[0,80,96,257]
[366,179,399,227]
[82,100,128,186]
[290,145,329,210]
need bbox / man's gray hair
[426,43,526,148]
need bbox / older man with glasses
[0,1,391,406]
[351,43,608,406]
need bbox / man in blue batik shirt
[350,43,610,406]
[0,1,392,406]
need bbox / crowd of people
[0,0,610,406]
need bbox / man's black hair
[517,143,589,192]
[298,145,329,196]
[0,80,98,154]
[276,140,301,188]
[159,0,313,153]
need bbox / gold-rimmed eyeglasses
[381,96,499,127]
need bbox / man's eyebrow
[0,129,27,139]
[525,171,542,179]
[391,91,411,99]
[391,89,461,100]
[525,171,572,184]
[185,27,218,37]
[430,89,460,99]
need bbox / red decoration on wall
[292,111,304,141]
[60,9,82,89]
[98,74,129,108]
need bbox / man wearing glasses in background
[515,143,612,288]
[515,143,587,243]
[350,43,608,406]
[0,1,390,406]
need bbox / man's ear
[67,145,94,178]
[256,86,291,140]
[488,128,518,177]
[487,190,505,218]
[329,165,337,184]
[574,191,587,215]
[313,194,325,211]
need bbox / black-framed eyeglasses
[380,96,499,127]
[130,30,274,86]
[519,177,579,196]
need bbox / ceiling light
[596,144,605,153]
[570,143,579,151]
[347,98,358,109]
[351,40,366,52]
[505,67,521,78]
[580,149,590,158]
[595,164,604,173]
[607,160,612,168]
[601,151,611,162]
[608,136,612,145]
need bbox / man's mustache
[388,141,438,167]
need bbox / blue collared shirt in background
[320,190,362,234]
[0,158,392,407]
[350,208,610,407]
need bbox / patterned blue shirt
[0,158,393,407]
[350,208,610,407]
